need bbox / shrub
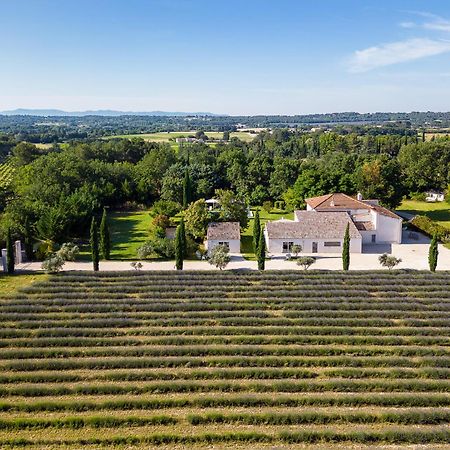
[378,253,402,270]
[151,200,181,218]
[411,215,450,243]
[41,254,65,273]
[208,244,230,270]
[152,214,171,230]
[57,243,79,261]
[262,200,273,213]
[297,256,316,270]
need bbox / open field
[105,131,257,143]
[398,200,450,230]
[0,270,449,448]
[0,273,46,296]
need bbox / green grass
[241,208,294,259]
[108,210,153,259]
[397,200,450,230]
[0,273,47,297]
[104,131,257,143]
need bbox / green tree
[257,227,266,270]
[23,216,34,261]
[99,208,111,260]
[90,217,100,272]
[178,218,187,257]
[6,228,14,274]
[342,223,350,271]
[175,222,185,270]
[216,189,249,229]
[252,209,260,254]
[428,233,439,272]
[208,244,230,270]
[184,199,209,240]
[183,168,193,208]
[378,253,401,270]
[297,256,316,270]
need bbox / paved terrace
[15,231,450,272]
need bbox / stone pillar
[14,241,23,264]
[1,248,7,272]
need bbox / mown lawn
[397,200,450,230]
[242,208,294,259]
[109,210,153,259]
[0,273,47,296]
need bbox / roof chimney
[357,192,363,201]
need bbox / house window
[282,242,294,253]
[218,241,230,249]
[371,234,376,243]
[324,241,341,247]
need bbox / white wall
[265,235,362,254]
[206,239,240,254]
[375,214,402,244]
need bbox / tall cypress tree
[6,228,14,274]
[182,168,192,209]
[23,216,34,261]
[257,226,265,270]
[99,208,111,260]
[90,217,100,272]
[342,223,350,271]
[253,209,260,254]
[428,233,439,272]
[175,223,184,270]
[179,218,187,258]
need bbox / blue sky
[1,0,450,114]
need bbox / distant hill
[0,109,219,117]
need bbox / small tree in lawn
[291,244,302,258]
[6,228,14,274]
[342,223,350,271]
[428,233,439,272]
[99,208,111,260]
[90,217,100,272]
[175,222,185,270]
[252,209,261,254]
[378,253,401,270]
[257,227,266,270]
[297,256,316,270]
[208,244,230,270]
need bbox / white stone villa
[205,222,241,254]
[264,193,403,255]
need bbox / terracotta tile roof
[266,212,361,240]
[207,222,240,240]
[306,193,402,220]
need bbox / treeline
[0,130,449,249]
[2,112,450,143]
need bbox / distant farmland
[0,270,449,448]
[105,130,257,143]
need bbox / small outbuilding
[205,222,241,254]
[425,191,445,202]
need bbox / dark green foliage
[182,168,192,208]
[99,208,110,260]
[252,209,260,254]
[257,227,265,270]
[175,221,185,270]
[342,223,350,270]
[23,216,34,261]
[6,227,14,274]
[412,215,450,243]
[428,233,438,272]
[90,217,99,272]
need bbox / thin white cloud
[424,19,450,32]
[399,21,416,29]
[348,38,450,73]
